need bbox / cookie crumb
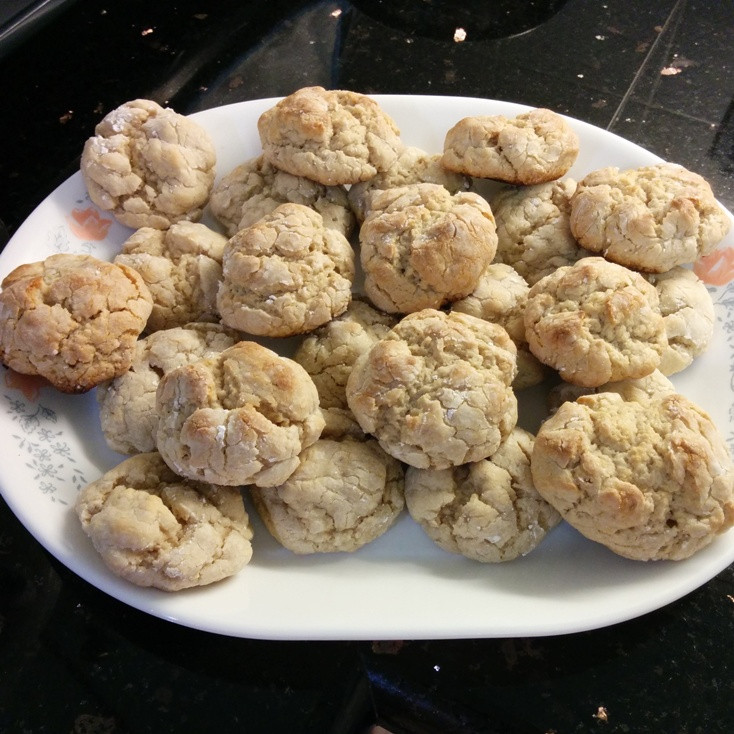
[593,706,609,722]
[453,27,467,42]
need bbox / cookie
[114,221,227,332]
[451,262,546,389]
[405,428,561,562]
[209,154,355,238]
[293,298,397,410]
[251,435,405,553]
[442,108,579,185]
[524,257,666,387]
[75,452,253,590]
[569,163,731,273]
[360,183,497,314]
[97,323,241,454]
[0,254,152,393]
[346,308,518,469]
[347,145,470,221]
[531,392,734,561]
[257,86,403,186]
[80,98,216,229]
[217,203,355,337]
[546,369,676,414]
[491,178,587,285]
[155,341,324,487]
[647,266,715,376]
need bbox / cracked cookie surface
[0,253,152,392]
[217,203,355,337]
[75,452,253,590]
[80,98,216,229]
[524,257,666,387]
[346,308,518,469]
[360,183,497,314]
[155,340,324,487]
[531,392,734,560]
[442,108,579,185]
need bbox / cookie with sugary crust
[115,221,227,332]
[569,163,731,273]
[360,183,497,314]
[80,98,216,229]
[524,257,666,387]
[155,340,324,487]
[348,145,470,221]
[442,108,579,185]
[647,266,715,376]
[75,452,253,590]
[97,323,242,454]
[405,427,561,562]
[209,154,355,238]
[531,392,734,560]
[546,369,676,414]
[491,178,587,285]
[0,254,152,393]
[451,262,546,389]
[346,308,518,469]
[217,203,355,337]
[293,299,398,410]
[257,86,403,186]
[251,435,405,553]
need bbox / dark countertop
[1,1,733,732]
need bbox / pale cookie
[0,254,152,393]
[569,163,731,273]
[442,108,579,185]
[491,178,587,285]
[251,435,405,553]
[405,428,561,562]
[524,257,666,387]
[217,203,355,337]
[257,86,403,186]
[346,309,518,469]
[209,154,355,238]
[155,341,324,487]
[348,145,470,221]
[115,221,227,332]
[647,266,715,376]
[547,369,676,414]
[97,323,241,454]
[75,452,253,590]
[531,392,734,561]
[80,98,216,229]
[360,183,497,314]
[293,299,397,410]
[451,262,546,389]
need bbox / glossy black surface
[1,1,734,732]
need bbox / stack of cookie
[2,87,733,594]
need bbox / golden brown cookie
[217,203,355,337]
[531,392,734,561]
[251,435,405,553]
[569,163,731,272]
[115,221,227,332]
[0,254,152,393]
[257,86,403,185]
[75,452,253,590]
[346,309,518,469]
[524,257,666,387]
[405,428,561,562]
[209,154,355,238]
[442,108,579,184]
[360,183,497,314]
[80,99,216,229]
[155,341,324,487]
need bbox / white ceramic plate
[2,96,734,640]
